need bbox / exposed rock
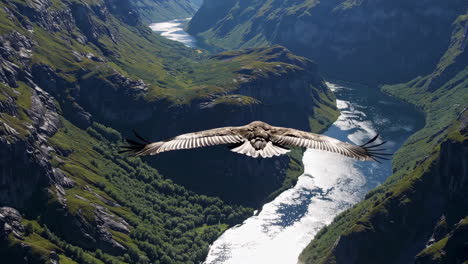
[29,86,60,137]
[11,0,75,33]
[0,32,35,87]
[85,52,105,62]
[0,97,18,117]
[0,74,64,209]
[70,102,93,128]
[44,183,129,255]
[77,72,152,124]
[30,64,62,95]
[95,204,130,234]
[53,168,75,189]
[0,207,24,240]
[46,201,129,255]
[415,217,468,264]
[93,192,121,207]
[31,63,93,128]
[49,251,60,264]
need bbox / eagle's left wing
[271,127,390,162]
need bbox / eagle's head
[248,121,271,129]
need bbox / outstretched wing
[272,127,391,162]
[120,127,245,156]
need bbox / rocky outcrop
[0,207,25,240]
[0,85,62,209]
[76,71,152,125]
[0,31,35,87]
[415,217,468,264]
[0,207,30,263]
[45,188,130,255]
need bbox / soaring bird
[120,121,390,162]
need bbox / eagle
[120,121,390,162]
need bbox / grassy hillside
[298,14,468,264]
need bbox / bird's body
[121,121,390,162]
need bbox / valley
[0,1,466,264]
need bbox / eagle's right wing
[120,127,245,156]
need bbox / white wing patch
[231,141,290,158]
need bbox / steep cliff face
[416,216,468,264]
[0,0,337,263]
[188,0,467,84]
[299,13,468,264]
[0,27,61,210]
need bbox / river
[149,20,424,264]
[149,18,197,48]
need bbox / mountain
[187,0,467,84]
[298,13,468,264]
[133,0,200,24]
[0,0,337,263]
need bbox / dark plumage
[120,121,391,161]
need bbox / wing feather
[121,127,245,156]
[271,127,390,162]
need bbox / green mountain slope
[0,0,338,263]
[188,0,467,84]
[298,13,468,264]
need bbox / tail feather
[230,141,290,158]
